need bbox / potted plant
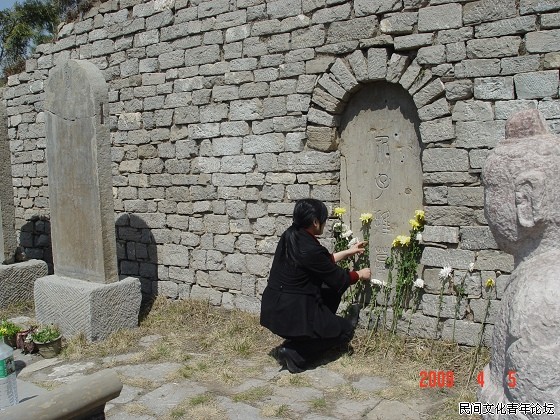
[30,325,62,358]
[0,320,23,348]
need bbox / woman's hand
[347,241,367,257]
[357,268,371,281]
[333,241,368,262]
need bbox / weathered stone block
[422,226,459,244]
[418,4,462,32]
[526,29,560,53]
[463,0,517,25]
[544,52,560,69]
[413,79,445,108]
[421,293,467,319]
[441,319,491,346]
[418,97,450,121]
[469,298,501,324]
[452,100,493,121]
[446,42,466,63]
[422,148,469,172]
[394,34,433,51]
[494,100,538,120]
[466,37,521,59]
[514,71,559,99]
[380,12,417,35]
[367,48,388,81]
[416,45,446,65]
[425,206,478,226]
[448,186,484,207]
[445,80,473,101]
[520,0,560,14]
[307,126,339,152]
[354,0,400,16]
[475,16,537,38]
[475,250,514,273]
[423,186,447,205]
[455,121,505,148]
[35,275,141,341]
[469,149,490,170]
[500,56,540,76]
[421,247,476,270]
[460,226,499,250]
[326,16,378,43]
[455,59,501,78]
[419,117,454,143]
[0,259,48,306]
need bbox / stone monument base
[34,275,142,341]
[0,259,48,307]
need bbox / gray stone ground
[14,337,447,419]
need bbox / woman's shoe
[277,347,305,374]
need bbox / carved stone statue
[480,109,560,418]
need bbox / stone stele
[35,60,141,341]
[479,109,560,419]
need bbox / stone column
[34,60,141,341]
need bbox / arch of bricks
[306,49,446,151]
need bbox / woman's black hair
[282,199,328,264]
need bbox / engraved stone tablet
[44,60,117,283]
[340,82,423,283]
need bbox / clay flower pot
[33,336,62,359]
[30,325,63,358]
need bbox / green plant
[332,207,351,270]
[30,324,61,343]
[467,278,495,386]
[332,208,373,313]
[385,210,425,332]
[0,320,22,337]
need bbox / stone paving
[13,336,445,420]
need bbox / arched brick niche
[306,49,449,153]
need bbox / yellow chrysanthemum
[334,207,346,217]
[486,278,495,289]
[392,235,410,247]
[415,209,425,222]
[360,212,373,223]
[400,235,411,246]
[409,218,421,229]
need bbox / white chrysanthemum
[413,278,424,288]
[416,232,423,242]
[342,230,353,238]
[370,278,387,287]
[348,237,359,248]
[439,266,453,280]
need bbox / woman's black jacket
[260,228,352,339]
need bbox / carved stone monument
[479,109,560,417]
[34,60,141,341]
[0,92,48,306]
[340,82,422,283]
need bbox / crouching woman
[260,199,371,373]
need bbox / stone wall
[4,0,560,345]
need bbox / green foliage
[0,0,91,80]
[385,210,425,331]
[332,208,373,310]
[30,324,61,343]
[0,319,22,337]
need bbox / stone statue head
[483,109,560,258]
